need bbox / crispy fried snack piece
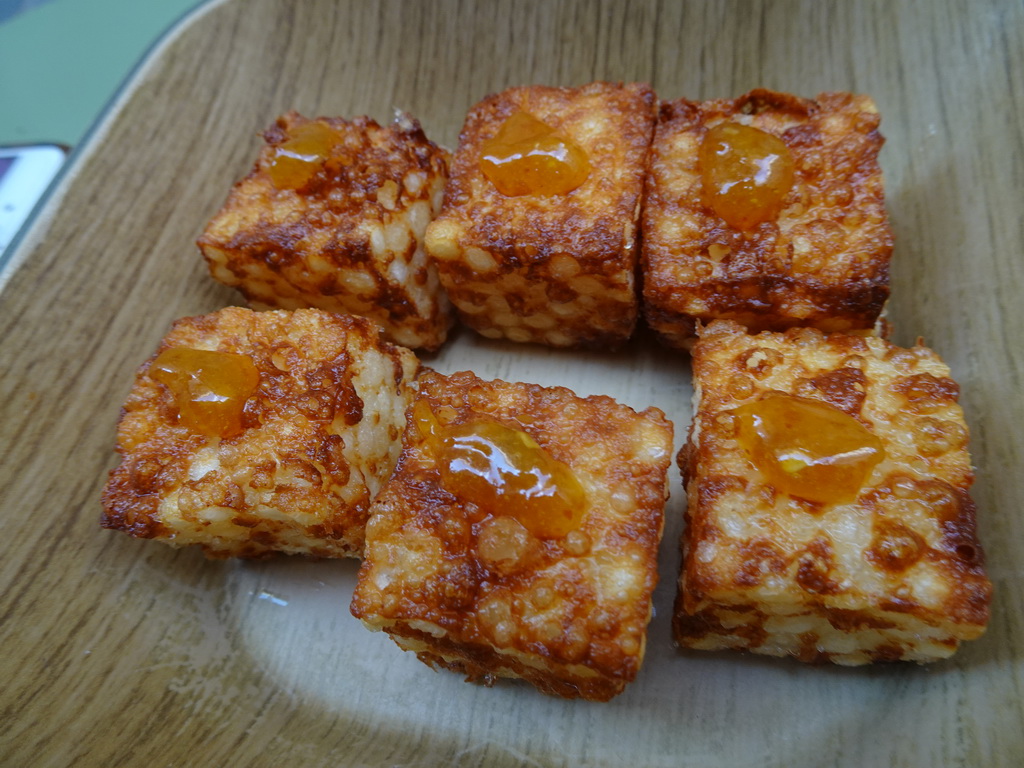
[351,370,673,700]
[101,307,419,558]
[675,321,991,664]
[198,112,453,351]
[425,82,656,349]
[642,90,893,348]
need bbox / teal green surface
[0,0,201,147]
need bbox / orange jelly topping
[415,404,586,538]
[267,121,341,190]
[151,347,260,438]
[699,122,795,230]
[734,394,884,504]
[479,111,591,196]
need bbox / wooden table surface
[1,1,1021,765]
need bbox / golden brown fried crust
[440,82,655,261]
[198,112,452,351]
[674,321,991,664]
[642,90,893,348]
[101,307,419,558]
[258,113,442,203]
[403,630,615,701]
[426,82,656,348]
[351,370,673,700]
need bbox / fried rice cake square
[198,111,453,351]
[425,82,656,349]
[101,307,419,558]
[674,321,991,664]
[350,370,673,701]
[642,90,893,348]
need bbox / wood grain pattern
[1,0,1022,765]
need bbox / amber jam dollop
[479,111,591,196]
[151,347,260,438]
[267,121,341,190]
[414,403,586,538]
[699,122,795,230]
[733,394,884,504]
